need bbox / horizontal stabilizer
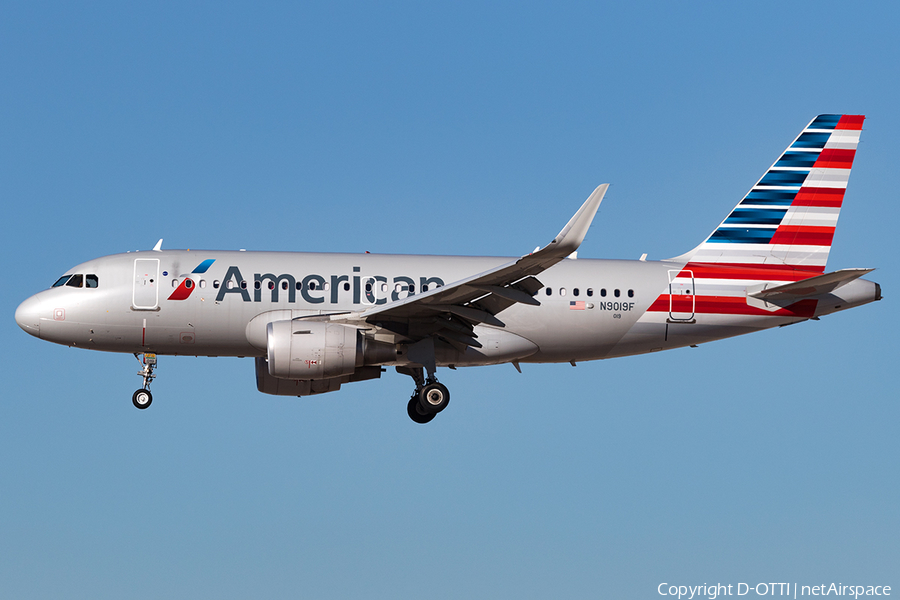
[749,268,874,300]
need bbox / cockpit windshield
[51,274,99,289]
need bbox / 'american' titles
[214,265,445,306]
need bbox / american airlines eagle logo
[167,259,215,301]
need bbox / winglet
[152,239,163,252]
[542,184,607,257]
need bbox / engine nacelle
[267,320,357,380]
[255,358,383,396]
[266,319,397,380]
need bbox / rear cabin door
[133,259,160,310]
[668,269,695,322]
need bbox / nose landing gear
[132,353,157,410]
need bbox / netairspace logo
[657,582,891,599]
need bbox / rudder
[674,114,864,272]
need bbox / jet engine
[255,358,383,396]
[264,319,396,381]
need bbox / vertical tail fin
[674,114,864,272]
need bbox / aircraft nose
[15,295,41,337]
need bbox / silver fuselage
[15,249,880,367]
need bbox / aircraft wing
[748,268,875,301]
[329,184,608,348]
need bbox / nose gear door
[133,259,160,310]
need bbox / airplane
[15,114,881,423]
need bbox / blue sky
[1,2,897,598]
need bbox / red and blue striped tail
[675,114,864,274]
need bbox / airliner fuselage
[15,250,879,361]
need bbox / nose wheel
[132,353,157,410]
[133,388,152,409]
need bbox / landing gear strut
[397,365,451,424]
[132,352,157,410]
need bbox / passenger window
[172,279,179,288]
[345,283,351,291]
[573,288,580,297]
[240,281,247,290]
[545,288,552,296]
[614,289,620,297]
[559,287,567,297]
[213,280,220,289]
[268,281,275,290]
[295,281,302,290]
[52,275,71,287]
[86,275,99,288]
[600,289,607,297]
[628,289,634,298]
[200,280,207,289]
[587,288,593,297]
[66,274,84,288]
[309,281,317,290]
[281,281,288,291]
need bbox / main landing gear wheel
[407,396,435,424]
[419,382,450,414]
[132,389,152,409]
[396,366,450,424]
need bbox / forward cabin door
[133,259,160,310]
[668,269,695,322]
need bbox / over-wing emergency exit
[15,115,881,423]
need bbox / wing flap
[474,284,541,306]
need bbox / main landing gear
[132,352,157,410]
[398,366,450,424]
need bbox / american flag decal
[569,301,586,310]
